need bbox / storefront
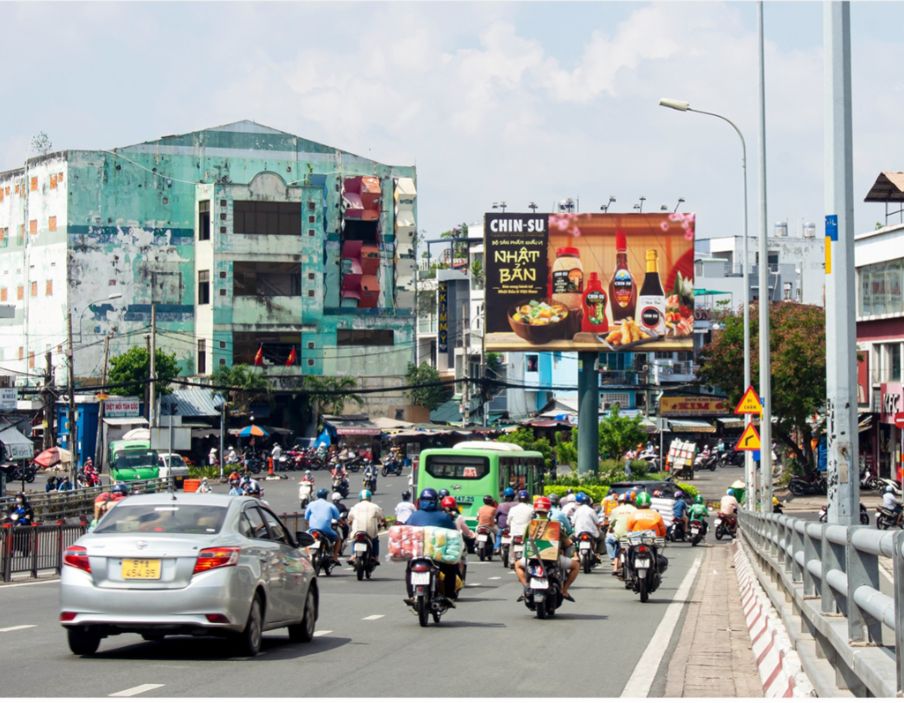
[879,382,903,479]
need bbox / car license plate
[122,559,161,580]
[410,572,431,585]
[354,543,368,553]
[311,540,320,549]
[530,578,548,590]
[635,558,651,569]
[477,534,488,542]
[580,542,591,550]
[691,527,700,535]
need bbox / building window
[233,261,300,296]
[336,329,394,346]
[30,177,37,192]
[0,288,6,302]
[45,280,53,296]
[891,344,902,383]
[28,219,37,235]
[233,201,301,235]
[197,339,206,375]
[48,216,57,232]
[859,258,904,317]
[198,270,210,305]
[16,286,23,301]
[526,354,539,373]
[233,332,299,365]
[198,200,211,241]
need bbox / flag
[253,345,264,367]
[285,346,297,366]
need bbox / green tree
[504,426,554,468]
[697,302,826,472]
[108,346,179,397]
[210,364,271,413]
[303,376,363,416]
[554,430,577,468]
[405,362,453,411]
[598,405,646,460]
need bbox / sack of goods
[387,525,464,564]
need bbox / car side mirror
[295,531,315,548]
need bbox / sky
[3,1,903,246]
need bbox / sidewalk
[664,542,763,697]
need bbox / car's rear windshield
[94,505,228,534]
[425,456,489,480]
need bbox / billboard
[484,212,695,352]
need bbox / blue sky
[3,1,903,241]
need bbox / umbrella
[33,447,73,468]
[238,424,270,438]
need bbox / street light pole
[66,307,79,483]
[659,97,753,509]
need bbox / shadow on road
[551,613,609,621]
[84,634,351,662]
[435,620,507,628]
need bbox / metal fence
[739,509,904,697]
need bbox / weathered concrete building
[0,121,417,420]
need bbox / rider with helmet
[394,490,416,525]
[672,490,690,535]
[512,496,579,601]
[305,488,342,563]
[476,494,498,541]
[606,492,637,575]
[571,491,603,560]
[547,493,573,536]
[494,486,519,553]
[688,494,710,535]
[347,489,385,565]
[626,492,667,538]
[506,489,535,543]
[404,488,459,605]
[720,488,740,516]
[882,485,902,516]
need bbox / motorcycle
[406,557,451,627]
[876,506,904,530]
[500,527,512,568]
[860,467,880,492]
[714,512,738,540]
[718,449,744,468]
[351,531,378,581]
[77,469,100,488]
[308,527,337,576]
[381,459,403,477]
[276,455,290,473]
[621,530,665,603]
[637,450,660,473]
[331,474,349,499]
[877,478,902,498]
[666,519,687,543]
[689,517,706,546]
[818,503,869,525]
[576,531,597,574]
[363,472,377,494]
[788,475,826,497]
[298,481,314,510]
[343,455,364,474]
[476,525,493,562]
[511,534,525,568]
[520,556,564,619]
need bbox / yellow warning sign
[734,386,763,415]
[735,423,762,452]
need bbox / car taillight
[205,613,231,623]
[60,611,78,622]
[63,545,91,573]
[193,547,240,574]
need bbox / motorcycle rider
[547,493,574,536]
[494,486,518,553]
[476,495,498,543]
[512,496,578,601]
[600,488,619,519]
[571,491,603,563]
[688,495,710,535]
[363,462,378,493]
[720,488,740,516]
[394,490,416,525]
[507,490,535,543]
[606,493,637,575]
[672,491,690,537]
[331,491,351,551]
[226,446,238,465]
[347,489,385,566]
[626,492,667,538]
[195,478,212,494]
[404,488,458,606]
[441,495,475,547]
[305,488,342,564]
[298,470,315,507]
[330,461,349,496]
[882,485,902,518]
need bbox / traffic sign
[735,423,762,452]
[734,386,763,415]
[895,412,904,429]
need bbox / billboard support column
[578,352,599,475]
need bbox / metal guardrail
[1,478,171,522]
[739,509,904,698]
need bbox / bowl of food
[507,299,577,344]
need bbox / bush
[543,484,610,504]
[675,482,699,502]
[189,464,223,479]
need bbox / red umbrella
[33,447,73,468]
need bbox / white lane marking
[620,556,703,698]
[0,579,60,589]
[362,614,384,621]
[313,630,333,637]
[344,567,353,571]
[469,583,481,587]
[0,624,35,632]
[489,576,502,581]
[109,684,165,697]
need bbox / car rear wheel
[288,589,316,643]
[235,596,263,656]
[67,627,101,655]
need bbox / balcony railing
[417,315,438,335]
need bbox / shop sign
[105,397,140,418]
[660,396,730,417]
[881,383,903,424]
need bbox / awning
[0,426,34,461]
[103,417,149,427]
[335,426,381,437]
[717,416,745,429]
[668,419,716,433]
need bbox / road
[1,467,730,697]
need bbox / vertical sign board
[0,388,16,412]
[437,281,449,353]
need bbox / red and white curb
[733,542,814,697]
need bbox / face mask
[16,498,23,505]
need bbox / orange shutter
[45,280,53,296]
[29,219,37,235]
[16,285,24,300]
[30,176,37,191]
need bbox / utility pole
[149,299,157,429]
[219,400,226,480]
[42,350,55,451]
[145,335,151,422]
[461,304,470,426]
[824,1,859,525]
[66,308,79,481]
[94,334,110,471]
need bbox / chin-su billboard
[483,212,695,353]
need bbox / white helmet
[331,492,343,501]
[886,485,896,494]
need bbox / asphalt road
[2,467,723,697]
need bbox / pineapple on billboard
[483,212,695,352]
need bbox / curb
[732,541,815,698]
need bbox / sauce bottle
[582,272,608,333]
[551,247,584,310]
[609,229,637,322]
[637,249,666,336]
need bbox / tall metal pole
[824,0,859,525]
[219,402,226,480]
[42,350,55,451]
[94,334,110,472]
[149,301,157,429]
[577,352,599,476]
[66,308,79,482]
[757,1,773,513]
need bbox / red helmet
[533,496,551,512]
[440,496,458,511]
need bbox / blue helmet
[112,483,128,496]
[438,488,450,498]
[316,488,329,499]
[575,491,590,505]
[517,489,530,503]
[503,487,515,500]
[726,488,735,497]
[419,488,439,511]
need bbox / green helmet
[635,491,651,508]
[695,495,704,505]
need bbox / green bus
[109,439,160,482]
[416,441,545,528]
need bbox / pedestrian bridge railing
[739,509,904,697]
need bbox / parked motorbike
[351,531,378,581]
[714,512,738,540]
[576,531,597,574]
[621,530,666,603]
[718,449,745,468]
[406,557,451,626]
[689,517,706,546]
[860,467,880,492]
[476,525,493,562]
[500,527,512,568]
[876,506,904,530]
[788,475,826,497]
[818,503,869,525]
[666,519,687,543]
[520,556,565,619]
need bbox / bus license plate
[122,559,161,580]
[410,572,431,585]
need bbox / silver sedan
[60,493,318,656]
